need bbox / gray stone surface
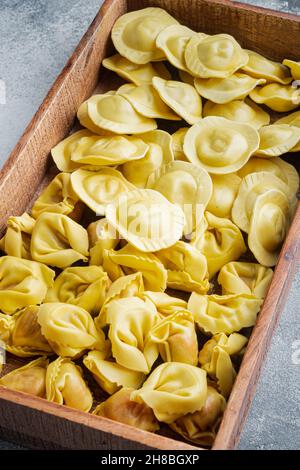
[0,0,299,451]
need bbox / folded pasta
[0,357,49,397]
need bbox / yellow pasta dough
[155,241,209,293]
[152,77,202,124]
[0,356,49,397]
[207,173,241,219]
[255,124,300,157]
[149,310,198,365]
[0,213,35,259]
[190,212,246,279]
[172,127,189,161]
[282,59,300,80]
[46,356,93,412]
[105,189,185,252]
[249,83,300,112]
[45,266,110,315]
[51,129,94,172]
[131,362,207,423]
[105,296,159,373]
[111,7,179,64]
[118,83,180,120]
[203,98,270,129]
[37,302,106,358]
[102,54,171,85]
[143,291,187,317]
[156,24,198,71]
[248,189,290,266]
[218,261,273,298]
[71,167,135,215]
[30,212,89,268]
[83,350,145,395]
[188,292,263,335]
[93,387,159,432]
[170,385,226,447]
[88,218,119,266]
[31,173,80,219]
[147,161,212,235]
[185,34,248,78]
[0,256,55,314]
[194,73,265,104]
[183,117,259,174]
[77,93,117,135]
[242,50,292,84]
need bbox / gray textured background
[0,0,299,450]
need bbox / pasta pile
[0,7,299,447]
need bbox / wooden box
[0,0,300,450]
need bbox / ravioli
[51,129,94,172]
[172,127,189,161]
[242,50,292,84]
[0,357,48,397]
[283,59,300,80]
[249,83,300,112]
[207,174,241,219]
[156,24,198,71]
[255,124,300,157]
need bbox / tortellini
[203,98,270,129]
[183,117,259,174]
[199,333,248,398]
[31,213,89,268]
[0,357,49,397]
[170,386,226,447]
[249,83,300,112]
[207,173,241,219]
[255,124,300,157]
[118,83,180,120]
[88,218,119,266]
[106,297,159,374]
[31,173,80,219]
[121,129,174,188]
[242,50,292,84]
[71,167,135,215]
[1,306,52,357]
[46,357,93,412]
[106,189,185,252]
[69,135,149,166]
[152,77,202,124]
[93,388,159,432]
[102,53,171,85]
[218,262,273,299]
[194,73,265,104]
[149,310,198,365]
[147,161,212,235]
[111,7,178,64]
[155,241,209,293]
[79,93,157,134]
[283,59,300,80]
[185,34,248,78]
[45,266,110,315]
[156,24,198,71]
[131,362,207,423]
[0,256,55,314]
[248,189,290,266]
[143,291,187,317]
[191,212,246,279]
[83,350,145,395]
[188,292,263,335]
[0,213,35,259]
[37,303,106,358]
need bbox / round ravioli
[82,93,157,134]
[232,171,293,233]
[147,160,212,234]
[71,167,135,215]
[106,188,185,252]
[172,127,189,161]
[276,112,300,152]
[194,73,265,104]
[248,189,290,266]
[156,24,198,71]
[70,135,149,166]
[283,59,300,81]
[249,83,300,112]
[207,173,241,219]
[121,129,174,188]
[152,77,202,124]
[255,124,300,157]
[183,117,259,174]
[203,98,270,129]
[51,130,94,172]
[77,92,117,135]
[241,50,292,84]
[102,54,171,85]
[185,34,249,78]
[111,7,179,64]
[117,83,180,120]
